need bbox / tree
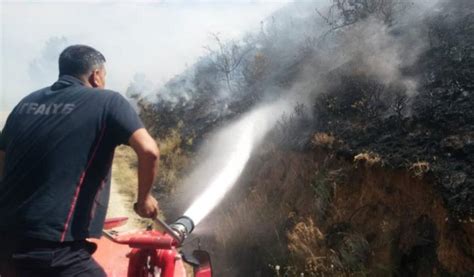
[205,33,252,92]
[316,0,411,39]
[389,87,408,120]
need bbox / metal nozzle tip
[170,216,195,244]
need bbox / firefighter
[0,45,159,276]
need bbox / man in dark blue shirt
[0,45,160,276]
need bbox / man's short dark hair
[59,45,106,77]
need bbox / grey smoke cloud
[277,0,443,105]
[0,1,291,127]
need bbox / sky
[0,0,292,127]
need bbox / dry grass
[312,132,336,148]
[409,161,430,177]
[353,152,382,167]
[109,145,149,228]
[287,218,327,271]
[287,217,372,276]
[112,145,139,198]
[156,125,190,194]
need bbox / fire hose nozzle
[169,216,195,244]
[154,216,195,246]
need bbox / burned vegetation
[129,0,474,276]
[312,1,474,219]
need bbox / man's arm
[128,128,160,218]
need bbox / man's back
[0,45,159,277]
[0,75,143,242]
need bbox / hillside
[122,0,473,275]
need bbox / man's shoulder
[20,86,51,102]
[90,89,124,101]
[103,89,123,98]
[69,88,124,109]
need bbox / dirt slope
[194,146,473,276]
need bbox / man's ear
[89,70,103,88]
[88,71,98,88]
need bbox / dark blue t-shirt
[0,75,144,242]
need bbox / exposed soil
[194,147,473,276]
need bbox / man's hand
[134,194,159,218]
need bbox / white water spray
[183,101,288,225]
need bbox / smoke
[183,99,291,225]
[0,1,288,124]
[28,36,69,88]
[126,73,156,99]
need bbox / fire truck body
[91,217,211,277]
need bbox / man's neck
[75,75,93,88]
